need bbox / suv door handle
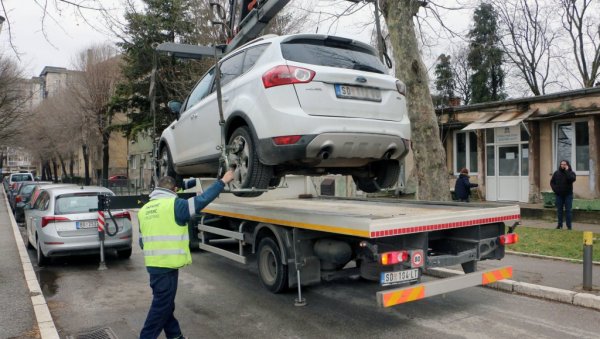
[222,97,229,103]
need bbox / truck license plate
[380,268,419,286]
[335,84,382,102]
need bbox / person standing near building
[454,168,478,202]
[138,171,234,339]
[550,160,576,230]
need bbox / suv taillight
[262,65,315,88]
[15,195,22,203]
[396,80,406,96]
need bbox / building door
[497,145,520,201]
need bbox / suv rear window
[281,38,386,74]
[55,193,111,214]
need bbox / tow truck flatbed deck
[203,197,520,239]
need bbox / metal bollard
[583,232,593,291]
[97,210,107,271]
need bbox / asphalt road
[19,214,600,339]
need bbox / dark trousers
[555,193,573,229]
[140,269,182,339]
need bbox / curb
[2,192,59,339]
[506,250,600,266]
[427,267,600,311]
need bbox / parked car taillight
[396,80,406,96]
[112,211,131,221]
[41,216,70,228]
[262,65,315,88]
[15,195,22,203]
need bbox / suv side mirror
[168,100,182,117]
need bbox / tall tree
[492,0,557,96]
[0,53,27,145]
[468,2,506,103]
[452,46,473,105]
[382,1,450,201]
[434,54,456,106]
[114,0,213,140]
[558,0,600,88]
[71,44,123,184]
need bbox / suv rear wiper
[352,63,384,74]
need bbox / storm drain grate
[68,327,118,339]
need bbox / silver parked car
[25,186,133,266]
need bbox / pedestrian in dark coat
[550,160,576,230]
[454,168,478,202]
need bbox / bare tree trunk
[69,152,74,178]
[83,144,91,185]
[57,153,67,180]
[102,130,110,182]
[52,159,59,182]
[382,1,450,201]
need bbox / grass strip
[506,226,600,261]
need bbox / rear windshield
[55,193,110,215]
[20,185,36,194]
[11,174,33,182]
[281,39,386,74]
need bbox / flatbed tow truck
[104,189,519,308]
[101,0,520,308]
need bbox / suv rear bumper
[257,133,410,166]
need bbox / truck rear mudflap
[377,266,513,307]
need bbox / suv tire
[228,126,272,197]
[158,145,183,187]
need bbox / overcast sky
[0,0,123,77]
[0,1,474,79]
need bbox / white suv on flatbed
[159,34,411,196]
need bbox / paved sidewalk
[0,189,59,338]
[0,190,38,337]
[520,217,600,232]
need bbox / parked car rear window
[55,193,109,214]
[20,185,36,194]
[280,39,386,74]
[11,174,33,182]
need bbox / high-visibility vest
[138,198,191,268]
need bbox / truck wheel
[461,260,477,273]
[36,236,49,266]
[257,237,288,293]
[228,126,272,197]
[353,160,400,193]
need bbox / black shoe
[556,225,562,229]
[567,227,572,230]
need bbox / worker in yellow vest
[139,171,234,339]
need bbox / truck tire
[228,126,272,197]
[257,237,288,293]
[353,160,400,193]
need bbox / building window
[555,121,589,172]
[454,131,478,174]
[130,155,138,170]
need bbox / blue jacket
[454,174,477,200]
